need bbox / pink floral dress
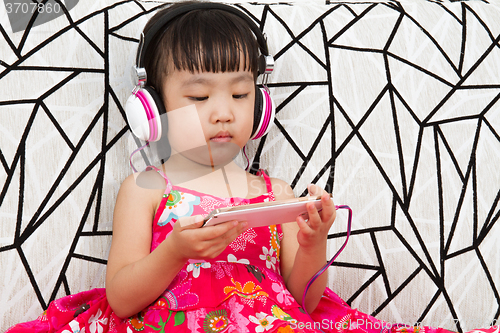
[6,171,495,333]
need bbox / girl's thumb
[178,215,204,228]
[307,183,318,196]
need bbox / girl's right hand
[166,215,248,261]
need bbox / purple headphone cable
[302,205,353,318]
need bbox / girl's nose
[209,99,234,124]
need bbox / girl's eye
[188,96,208,101]
[233,94,248,99]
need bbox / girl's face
[162,67,255,166]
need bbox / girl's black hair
[143,1,260,99]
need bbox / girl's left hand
[295,184,336,250]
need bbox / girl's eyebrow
[181,72,254,87]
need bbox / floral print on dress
[203,309,229,332]
[227,254,250,265]
[246,265,266,283]
[159,270,199,310]
[271,305,295,323]
[199,196,226,215]
[269,225,281,260]
[62,320,85,333]
[272,284,294,306]
[225,296,251,332]
[88,309,108,333]
[277,326,297,333]
[333,313,363,333]
[128,310,146,331]
[158,190,200,226]
[223,278,269,306]
[249,312,277,332]
[260,247,277,271]
[187,308,208,332]
[145,310,185,332]
[187,262,211,278]
[229,228,258,252]
[212,262,235,280]
[186,298,252,333]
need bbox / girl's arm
[106,173,247,318]
[105,173,185,318]
[278,183,336,313]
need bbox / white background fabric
[1,0,499,331]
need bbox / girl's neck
[162,150,251,199]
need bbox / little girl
[5,2,498,333]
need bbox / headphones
[125,2,276,143]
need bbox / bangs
[144,7,260,94]
[169,11,259,74]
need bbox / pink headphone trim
[254,89,272,139]
[135,89,158,142]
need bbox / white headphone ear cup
[125,91,151,141]
[124,88,162,142]
[251,87,275,140]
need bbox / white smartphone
[203,194,333,227]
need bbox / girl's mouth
[210,131,232,143]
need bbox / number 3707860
[5,2,61,14]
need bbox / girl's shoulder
[269,177,295,200]
[117,170,167,212]
[123,169,168,191]
[247,172,295,200]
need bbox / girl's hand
[295,184,336,250]
[166,215,248,262]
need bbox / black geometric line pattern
[247,1,500,330]
[1,0,499,332]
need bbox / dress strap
[256,169,273,195]
[146,165,172,196]
[150,165,174,227]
